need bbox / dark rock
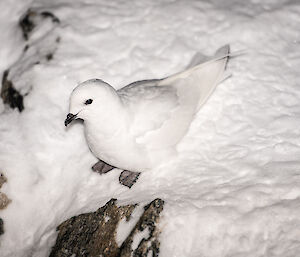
[1,70,24,112]
[0,173,10,237]
[119,199,164,257]
[19,9,60,40]
[19,10,36,40]
[0,192,11,210]
[49,198,164,257]
[46,53,53,61]
[23,44,29,52]
[40,11,60,23]
[1,8,61,112]
[0,218,3,236]
[49,199,135,257]
[0,172,7,188]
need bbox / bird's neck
[84,97,128,138]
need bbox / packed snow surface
[0,0,300,256]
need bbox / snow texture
[132,227,150,251]
[0,0,300,256]
[116,204,145,247]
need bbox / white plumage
[66,45,230,172]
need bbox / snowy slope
[0,0,300,256]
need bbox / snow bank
[0,0,300,256]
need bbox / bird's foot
[92,160,115,174]
[119,170,141,188]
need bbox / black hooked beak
[65,113,77,127]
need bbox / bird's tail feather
[158,45,239,111]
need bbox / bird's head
[65,79,118,127]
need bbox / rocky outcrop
[19,9,60,41]
[1,70,24,112]
[0,191,10,211]
[0,7,61,234]
[118,198,164,257]
[0,173,11,236]
[50,198,164,257]
[1,8,60,112]
[0,218,3,236]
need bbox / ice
[0,0,300,256]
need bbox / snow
[0,0,300,257]
[132,227,150,251]
[116,204,145,247]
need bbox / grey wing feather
[118,45,230,150]
[118,82,179,140]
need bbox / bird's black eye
[85,99,93,105]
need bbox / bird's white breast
[84,121,152,172]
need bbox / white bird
[65,45,230,187]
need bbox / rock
[50,198,164,257]
[1,70,24,112]
[0,173,7,188]
[1,8,61,112]
[0,218,3,236]
[119,198,164,257]
[50,199,136,257]
[19,9,60,40]
[0,192,11,210]
[0,173,10,237]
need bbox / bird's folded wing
[119,83,180,140]
[120,45,230,150]
[158,45,230,111]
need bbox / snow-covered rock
[50,199,164,257]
